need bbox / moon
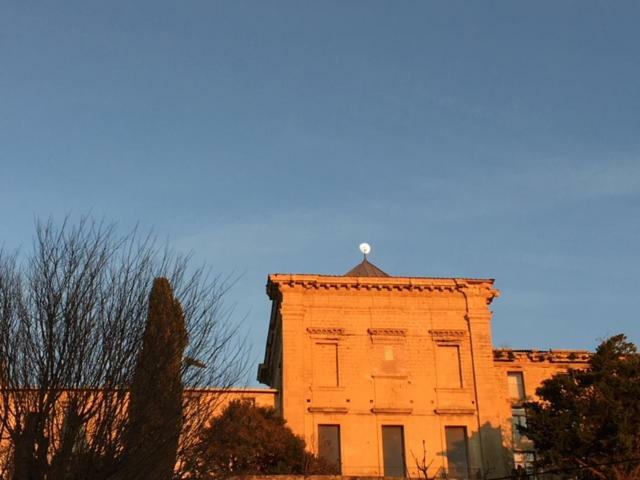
[359,243,371,255]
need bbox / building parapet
[493,349,591,363]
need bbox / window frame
[444,425,471,480]
[312,341,340,388]
[317,424,342,474]
[507,371,526,401]
[381,424,407,478]
[435,344,464,389]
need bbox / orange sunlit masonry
[256,254,589,478]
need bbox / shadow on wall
[418,423,513,480]
[230,426,516,480]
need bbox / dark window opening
[382,425,406,477]
[318,424,341,474]
[445,426,470,479]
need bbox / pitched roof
[344,259,390,277]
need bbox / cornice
[429,329,467,343]
[268,274,498,300]
[306,327,345,336]
[368,328,407,337]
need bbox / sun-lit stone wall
[260,273,506,478]
[198,387,278,412]
[258,271,591,478]
[492,349,589,462]
[0,387,277,475]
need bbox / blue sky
[1,1,639,378]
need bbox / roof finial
[345,244,389,277]
[359,242,371,260]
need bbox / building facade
[257,258,589,479]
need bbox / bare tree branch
[0,216,248,479]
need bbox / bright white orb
[359,243,371,255]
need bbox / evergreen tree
[186,399,334,479]
[122,277,188,480]
[522,334,640,480]
[0,219,246,478]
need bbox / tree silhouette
[185,399,334,479]
[121,277,188,479]
[0,217,247,479]
[523,334,640,480]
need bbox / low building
[257,256,589,478]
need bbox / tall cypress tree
[123,277,188,479]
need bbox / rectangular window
[445,426,470,480]
[313,343,339,387]
[513,451,535,474]
[318,425,341,474]
[512,408,531,450]
[436,345,463,388]
[382,425,406,477]
[507,372,525,400]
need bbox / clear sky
[2,2,639,380]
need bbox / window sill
[435,387,471,393]
[371,407,413,415]
[372,373,408,379]
[308,406,349,414]
[434,407,476,415]
[312,386,346,392]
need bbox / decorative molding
[371,373,408,380]
[368,328,407,337]
[371,407,413,415]
[435,387,472,394]
[306,327,345,336]
[268,275,497,295]
[311,386,346,393]
[429,329,466,343]
[434,407,476,415]
[493,349,591,363]
[307,406,349,414]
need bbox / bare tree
[0,217,248,479]
[411,441,443,480]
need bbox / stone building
[256,255,589,479]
